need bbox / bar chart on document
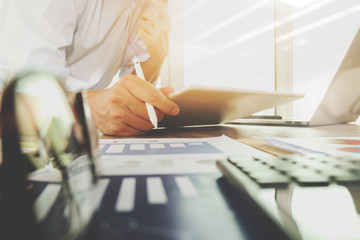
[95,136,266,239]
[98,136,265,175]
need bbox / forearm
[136,0,170,84]
[135,55,165,84]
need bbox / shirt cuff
[119,36,150,78]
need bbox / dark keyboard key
[291,172,330,187]
[249,172,290,188]
[229,156,258,164]
[240,164,272,174]
[334,174,360,185]
[272,163,305,174]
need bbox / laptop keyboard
[218,154,360,188]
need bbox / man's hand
[137,0,170,83]
[86,75,179,136]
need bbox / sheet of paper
[263,137,360,156]
[98,135,267,176]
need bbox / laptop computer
[230,27,360,127]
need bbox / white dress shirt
[0,0,149,91]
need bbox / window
[164,0,360,120]
[164,0,275,92]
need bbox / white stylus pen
[132,57,158,128]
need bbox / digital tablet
[159,85,304,128]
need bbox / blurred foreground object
[0,71,102,240]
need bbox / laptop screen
[310,27,360,126]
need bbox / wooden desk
[100,122,360,139]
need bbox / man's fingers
[139,3,170,31]
[122,75,179,116]
[147,0,168,19]
[140,9,159,25]
[116,81,166,125]
[126,112,155,131]
[108,103,154,132]
[159,86,175,96]
[109,123,146,136]
[118,85,150,120]
[138,19,156,36]
[137,28,150,42]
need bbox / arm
[136,0,170,83]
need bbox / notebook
[216,153,360,240]
[230,28,360,127]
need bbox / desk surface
[4,123,359,240]
[100,123,360,139]
[93,123,360,240]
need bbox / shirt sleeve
[119,36,151,77]
[0,0,78,82]
[117,0,151,78]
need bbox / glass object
[0,71,101,240]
